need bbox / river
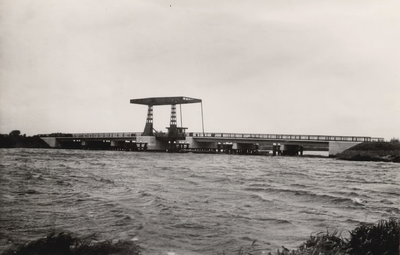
[0,148,399,254]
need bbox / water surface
[0,149,399,254]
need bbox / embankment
[336,141,400,163]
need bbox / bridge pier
[281,144,303,156]
[272,144,281,156]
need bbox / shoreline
[2,219,398,255]
[336,141,400,163]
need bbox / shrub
[346,219,399,255]
[1,232,141,255]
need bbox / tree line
[0,130,50,148]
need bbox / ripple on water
[0,149,399,254]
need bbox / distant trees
[390,137,399,143]
[9,130,21,137]
[0,130,22,147]
[0,130,49,148]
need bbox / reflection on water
[302,151,329,156]
[0,148,398,255]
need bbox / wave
[1,149,399,255]
[255,218,292,224]
[243,186,371,207]
[172,222,208,230]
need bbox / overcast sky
[1,0,399,140]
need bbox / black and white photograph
[0,1,399,254]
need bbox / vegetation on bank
[0,130,50,148]
[2,219,398,255]
[1,233,140,255]
[273,218,399,255]
[336,140,400,163]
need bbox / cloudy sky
[1,0,399,140]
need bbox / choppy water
[0,148,399,254]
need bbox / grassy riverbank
[336,141,400,163]
[2,219,398,255]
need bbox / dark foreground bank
[336,141,400,163]
[2,219,398,255]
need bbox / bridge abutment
[40,137,60,148]
[329,141,361,157]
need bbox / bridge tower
[143,105,154,136]
[168,104,178,137]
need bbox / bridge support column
[272,143,281,156]
[281,144,303,156]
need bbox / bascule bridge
[39,95,384,155]
[130,96,204,141]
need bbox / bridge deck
[42,132,383,143]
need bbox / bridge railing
[188,132,384,142]
[70,132,140,138]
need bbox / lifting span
[130,96,202,106]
